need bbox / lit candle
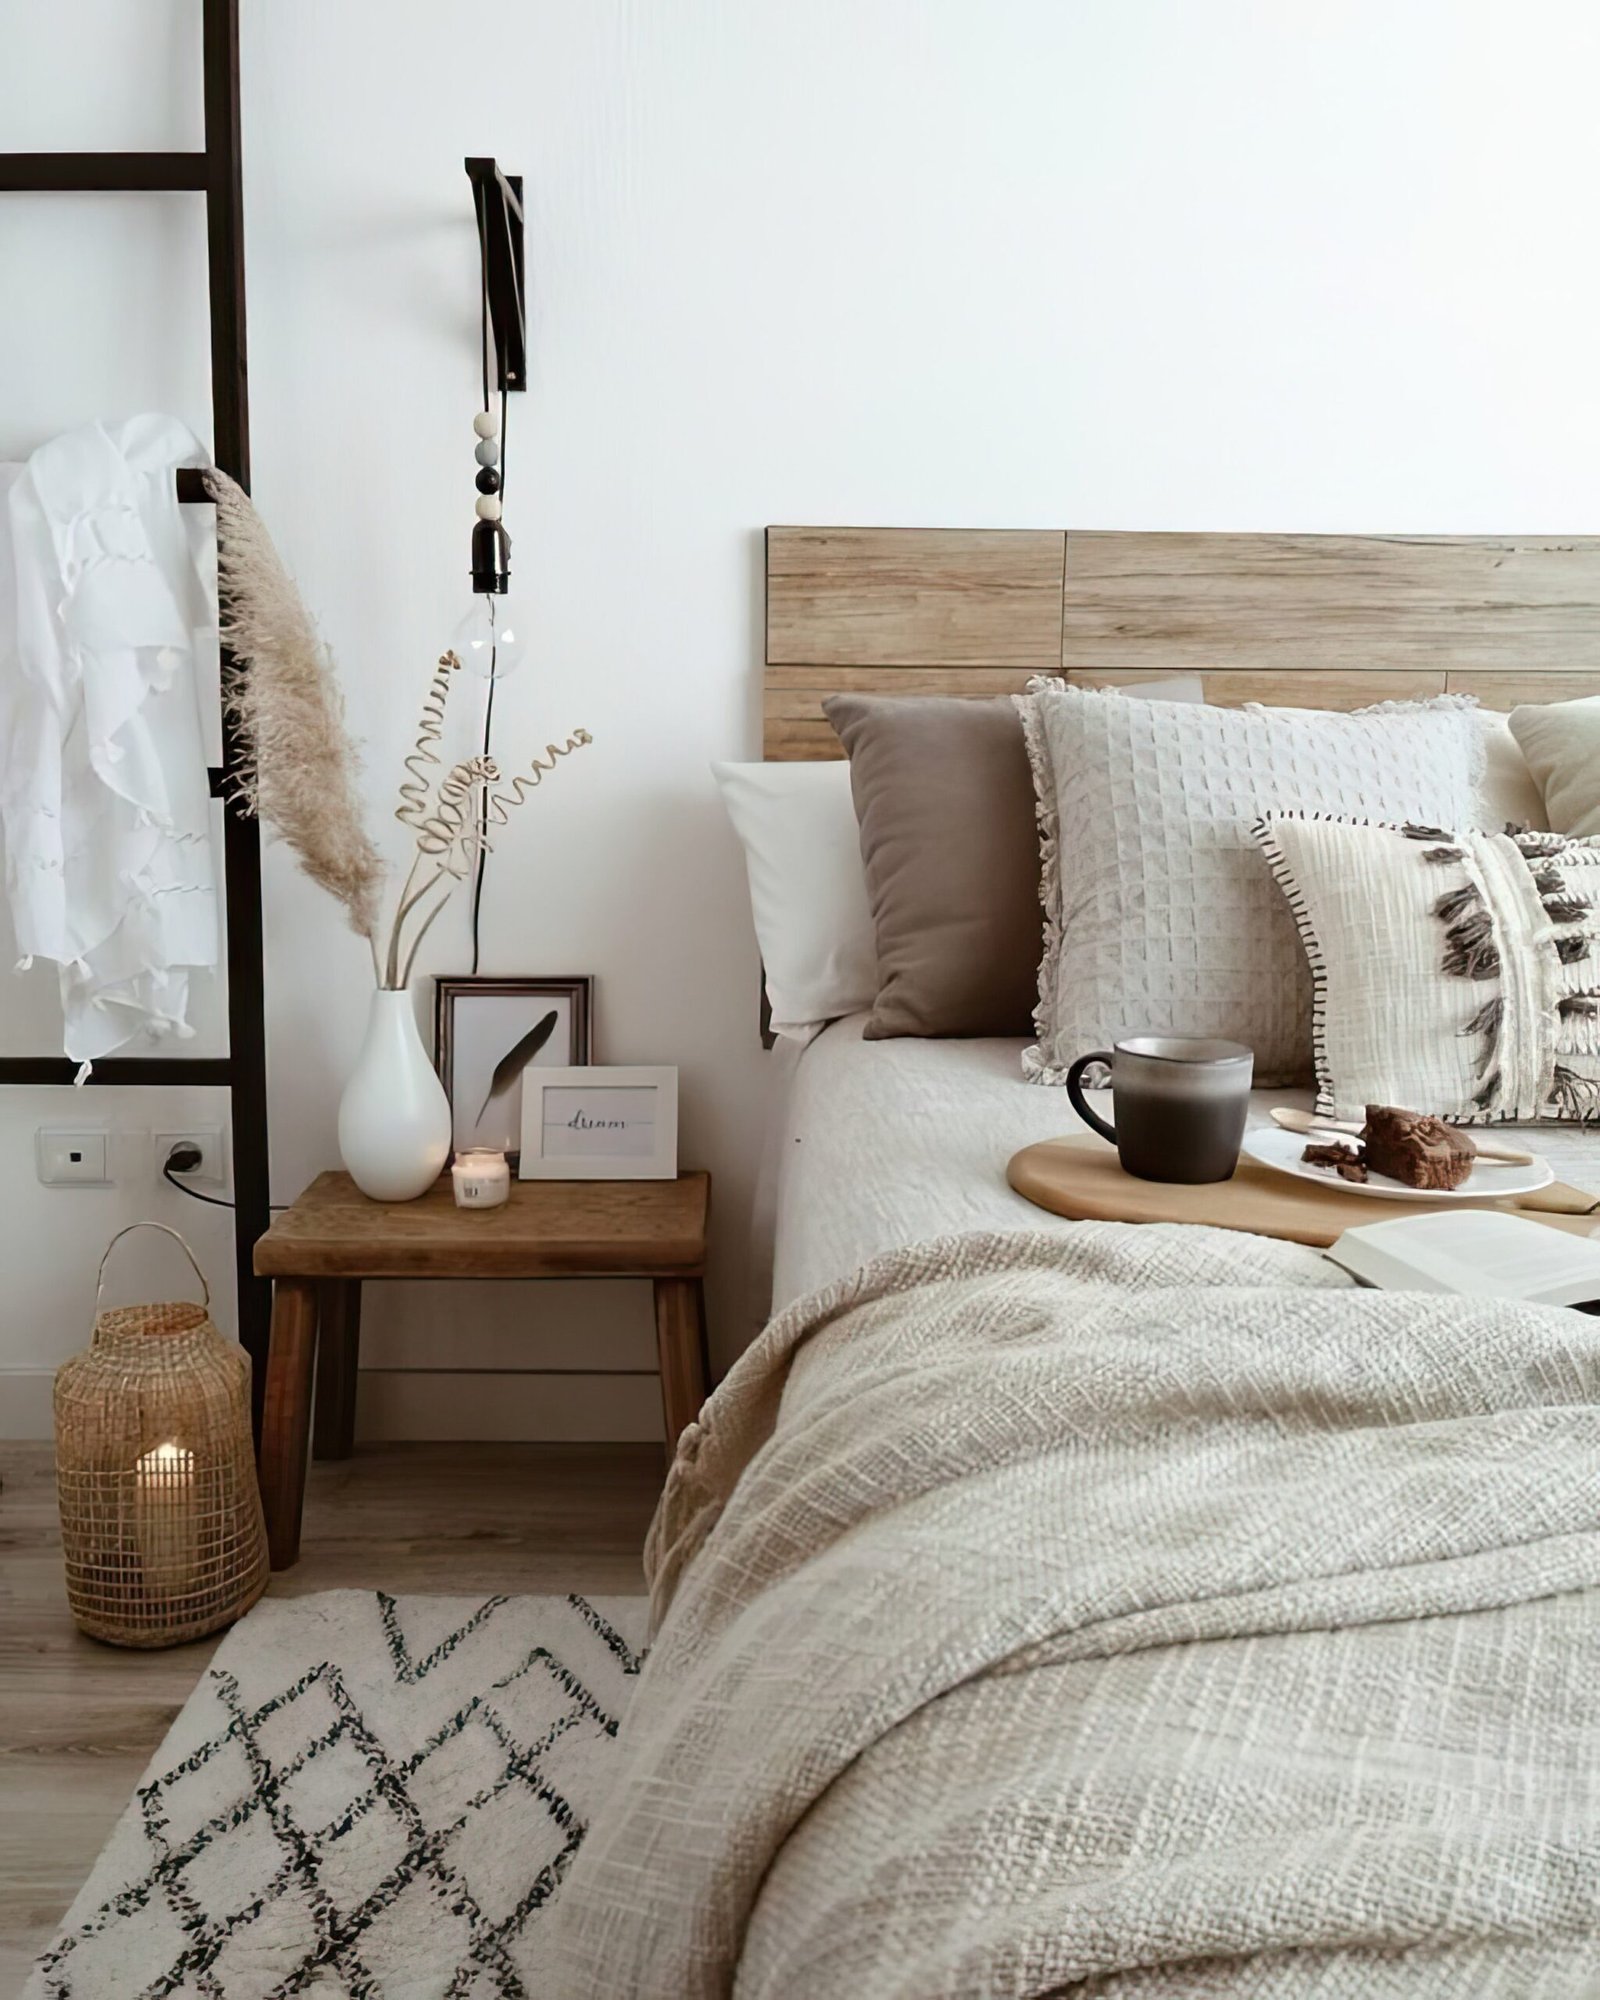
[134,1441,197,1596]
[451,1147,510,1209]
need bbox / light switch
[36,1129,111,1186]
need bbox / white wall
[4,0,1600,1436]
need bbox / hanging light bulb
[453,589,525,681]
[454,410,524,680]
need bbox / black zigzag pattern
[32,1593,645,2000]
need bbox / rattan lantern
[54,1223,269,1648]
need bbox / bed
[770,1014,1600,1311]
[547,530,1600,1996]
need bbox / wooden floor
[0,1439,664,1992]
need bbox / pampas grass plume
[205,468,385,945]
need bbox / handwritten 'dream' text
[542,1085,658,1159]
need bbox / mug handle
[1064,1051,1117,1145]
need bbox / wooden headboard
[764,528,1600,759]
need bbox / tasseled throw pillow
[1252,812,1600,1124]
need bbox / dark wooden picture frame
[433,976,593,1166]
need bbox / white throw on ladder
[0,414,220,1066]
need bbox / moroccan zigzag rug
[25,1590,647,2000]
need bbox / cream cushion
[1478,712,1548,831]
[1508,695,1600,837]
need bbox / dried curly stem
[382,756,497,987]
[383,732,593,987]
[396,651,461,834]
[483,730,595,823]
[398,881,459,991]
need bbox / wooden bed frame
[763,527,1600,758]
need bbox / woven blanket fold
[547,1222,1600,1998]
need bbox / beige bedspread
[548,1222,1600,1997]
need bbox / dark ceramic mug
[1065,1036,1254,1184]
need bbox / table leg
[259,1277,317,1570]
[653,1277,709,1448]
[312,1280,362,1462]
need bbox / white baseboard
[355,1369,664,1442]
[0,1367,664,1443]
[0,1368,54,1439]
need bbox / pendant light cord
[470,671,495,974]
[469,195,511,978]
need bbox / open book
[1325,1210,1600,1309]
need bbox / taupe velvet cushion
[823,693,1041,1038]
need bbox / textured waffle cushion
[824,678,1203,1039]
[1017,688,1485,1087]
[1253,814,1600,1123]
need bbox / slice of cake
[1360,1105,1475,1191]
[1302,1139,1368,1183]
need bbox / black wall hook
[465,156,525,392]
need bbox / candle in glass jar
[134,1441,197,1596]
[451,1147,510,1208]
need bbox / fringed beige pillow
[1253,813,1600,1124]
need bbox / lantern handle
[95,1223,211,1313]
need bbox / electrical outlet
[37,1128,111,1186]
[155,1127,226,1186]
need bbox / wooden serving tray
[1006,1133,1600,1248]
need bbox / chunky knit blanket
[548,1222,1600,1997]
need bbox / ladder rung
[0,1056,234,1087]
[0,152,208,193]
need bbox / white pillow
[713,761,877,1041]
[1254,813,1600,1124]
[714,677,1207,1046]
[1080,677,1208,705]
[1018,689,1486,1088]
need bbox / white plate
[1241,1124,1554,1202]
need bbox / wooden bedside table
[254,1169,710,1569]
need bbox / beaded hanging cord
[469,174,515,973]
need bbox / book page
[1331,1212,1600,1304]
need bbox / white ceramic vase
[338,988,452,1201]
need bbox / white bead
[474,437,500,467]
[475,494,502,521]
[472,409,500,439]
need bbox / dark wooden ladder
[0,0,272,1433]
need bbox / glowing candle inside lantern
[134,1442,197,1596]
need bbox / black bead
[475,465,502,495]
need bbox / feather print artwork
[476,1010,558,1126]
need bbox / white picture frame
[517,1066,679,1181]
